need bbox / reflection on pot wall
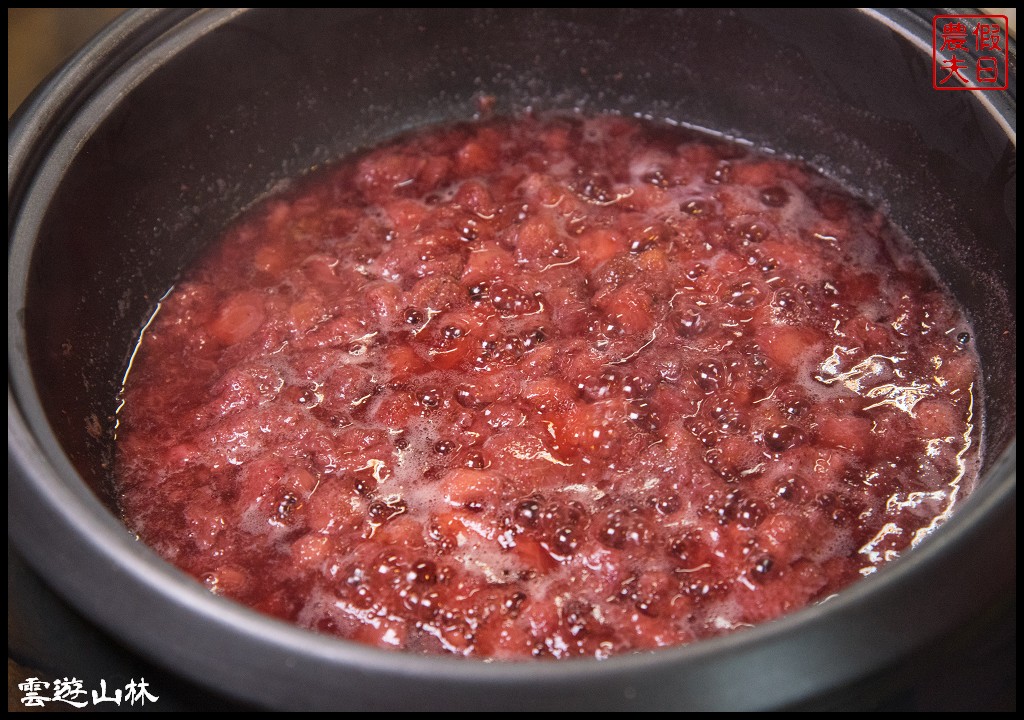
[7,8,1017,118]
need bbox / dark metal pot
[8,8,1016,710]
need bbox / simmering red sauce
[116,114,979,658]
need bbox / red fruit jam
[116,114,980,659]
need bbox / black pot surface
[9,8,1016,710]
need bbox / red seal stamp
[932,14,1009,91]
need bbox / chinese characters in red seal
[932,14,1009,91]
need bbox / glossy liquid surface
[116,114,979,658]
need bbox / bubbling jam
[116,114,980,659]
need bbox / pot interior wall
[19,8,1016,505]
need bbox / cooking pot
[8,8,1016,710]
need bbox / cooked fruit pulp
[116,114,979,658]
